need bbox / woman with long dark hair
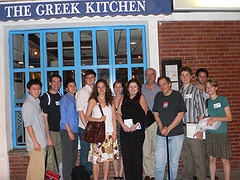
[117,79,148,180]
[86,79,119,180]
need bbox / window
[10,25,147,148]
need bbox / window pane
[132,67,144,85]
[63,70,75,94]
[46,33,58,67]
[29,72,41,81]
[13,34,25,69]
[29,33,40,68]
[97,30,109,65]
[114,30,127,64]
[80,31,93,66]
[14,72,25,107]
[131,29,143,64]
[62,32,74,66]
[116,68,128,88]
[98,69,110,84]
[15,111,25,146]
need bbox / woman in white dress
[86,79,119,180]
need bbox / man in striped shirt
[179,66,206,180]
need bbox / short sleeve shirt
[207,95,229,134]
[40,91,62,132]
[22,95,47,151]
[153,90,187,136]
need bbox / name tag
[185,94,192,99]
[213,102,221,109]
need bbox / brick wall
[9,149,118,179]
[9,21,240,179]
[158,21,240,171]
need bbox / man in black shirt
[40,74,62,173]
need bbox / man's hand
[193,131,203,140]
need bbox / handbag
[144,109,156,128]
[82,103,105,143]
[44,147,60,180]
[71,165,90,180]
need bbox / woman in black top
[117,79,148,180]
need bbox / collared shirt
[141,83,160,110]
[195,83,210,117]
[195,83,210,101]
[22,95,47,151]
[75,84,92,129]
[60,92,79,133]
[180,84,205,123]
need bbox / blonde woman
[205,79,232,180]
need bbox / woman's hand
[206,117,216,126]
[122,123,130,132]
[99,115,106,122]
[129,122,140,132]
[112,134,117,142]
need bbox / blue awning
[0,0,172,21]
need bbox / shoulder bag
[82,103,105,143]
[45,147,61,180]
[144,109,156,128]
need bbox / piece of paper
[124,119,133,128]
[186,123,205,139]
[124,119,141,130]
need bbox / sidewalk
[172,170,240,180]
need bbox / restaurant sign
[0,0,172,21]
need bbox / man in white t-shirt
[75,70,96,177]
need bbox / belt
[183,122,198,126]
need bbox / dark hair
[195,68,209,78]
[49,74,62,82]
[123,79,141,104]
[113,80,124,88]
[27,79,42,89]
[84,70,96,78]
[89,79,113,105]
[157,76,171,86]
[180,66,193,76]
[65,79,76,88]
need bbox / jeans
[60,130,78,180]
[155,134,184,180]
[78,127,92,174]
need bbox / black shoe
[193,176,198,180]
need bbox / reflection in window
[131,29,143,64]
[62,32,74,66]
[63,70,75,93]
[15,111,25,146]
[80,31,93,66]
[98,69,110,84]
[97,30,109,65]
[132,67,144,85]
[116,68,128,88]
[14,72,25,107]
[30,72,41,81]
[46,33,58,67]
[13,34,25,69]
[114,30,127,64]
[29,33,40,68]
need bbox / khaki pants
[181,126,206,180]
[46,131,62,173]
[143,122,157,178]
[26,148,45,180]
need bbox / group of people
[22,66,232,180]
